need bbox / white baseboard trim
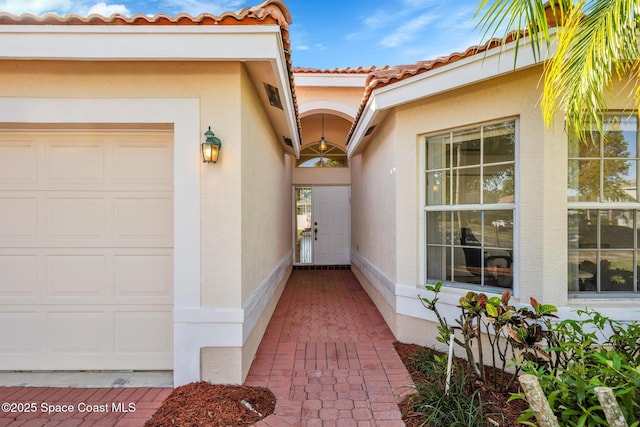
[242,250,292,342]
[351,250,396,309]
[173,251,292,386]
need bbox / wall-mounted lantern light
[201,126,222,163]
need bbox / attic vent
[365,125,376,136]
[283,137,293,147]
[264,83,283,110]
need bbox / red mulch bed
[144,382,275,426]
[145,343,528,426]
[394,342,529,427]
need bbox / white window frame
[422,118,519,293]
[568,112,640,296]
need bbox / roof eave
[0,23,301,156]
[347,32,556,157]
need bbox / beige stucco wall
[351,65,566,346]
[292,166,351,185]
[393,65,558,304]
[239,65,292,302]
[0,60,245,309]
[296,85,365,118]
[353,64,640,350]
[0,60,294,383]
[351,113,398,281]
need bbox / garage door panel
[0,143,37,184]
[47,198,105,240]
[47,311,107,354]
[0,128,173,370]
[114,311,172,353]
[114,197,172,241]
[0,311,39,353]
[114,254,172,297]
[47,143,104,184]
[0,198,37,239]
[47,255,105,297]
[0,255,38,296]
[114,143,173,184]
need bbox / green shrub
[514,309,640,426]
[421,283,640,425]
[407,351,489,427]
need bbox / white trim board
[0,25,283,61]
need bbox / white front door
[294,186,350,265]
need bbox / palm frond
[542,0,640,138]
[476,0,640,140]
[475,0,568,62]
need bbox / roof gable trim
[347,33,556,158]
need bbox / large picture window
[568,114,640,294]
[425,120,515,289]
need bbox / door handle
[314,228,318,240]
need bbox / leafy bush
[420,281,557,393]
[420,282,640,426]
[513,309,640,426]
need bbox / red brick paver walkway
[246,269,413,426]
[0,386,171,426]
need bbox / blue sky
[0,0,487,69]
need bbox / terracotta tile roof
[0,0,291,27]
[346,31,527,145]
[293,66,376,74]
[0,0,302,148]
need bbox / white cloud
[86,2,129,15]
[380,13,436,48]
[0,0,73,14]
[295,45,310,51]
[160,0,246,16]
[0,0,131,16]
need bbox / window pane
[426,211,450,245]
[483,163,514,204]
[452,127,481,167]
[569,133,600,158]
[603,115,637,158]
[294,187,312,264]
[426,246,450,282]
[485,210,513,249]
[568,159,600,202]
[603,159,636,202]
[454,211,482,246]
[426,171,449,206]
[568,250,597,292]
[483,122,515,164]
[426,134,450,170]
[453,246,481,285]
[600,250,634,292]
[568,209,580,250]
[569,209,598,248]
[600,209,635,249]
[452,167,481,205]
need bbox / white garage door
[0,126,173,370]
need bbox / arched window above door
[297,142,348,168]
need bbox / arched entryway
[293,110,353,266]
